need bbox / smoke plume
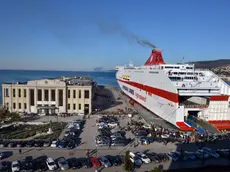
[96,21,156,49]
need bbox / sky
[0,0,230,71]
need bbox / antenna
[181,57,185,64]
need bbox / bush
[123,150,133,172]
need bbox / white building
[2,76,96,115]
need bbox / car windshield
[48,162,55,166]
[12,164,19,167]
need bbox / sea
[0,70,118,104]
[0,70,229,104]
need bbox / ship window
[165,66,174,69]
[187,73,193,75]
[173,72,178,74]
[179,72,186,75]
[186,67,193,69]
[175,67,180,69]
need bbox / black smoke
[95,20,156,49]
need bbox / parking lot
[1,113,230,171]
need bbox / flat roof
[3,76,96,86]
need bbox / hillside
[189,59,230,69]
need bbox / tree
[150,167,161,172]
[0,108,9,121]
[123,151,133,172]
[8,112,20,122]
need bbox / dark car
[66,140,75,149]
[34,159,47,171]
[80,158,92,168]
[106,155,122,166]
[34,140,44,147]
[21,156,33,172]
[26,140,35,147]
[43,140,51,147]
[7,142,16,148]
[0,141,9,147]
[0,152,7,160]
[0,161,10,172]
[16,141,26,148]
[67,158,82,169]
[57,140,67,148]
[158,153,169,161]
[147,152,161,163]
[135,130,148,137]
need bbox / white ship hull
[116,49,230,131]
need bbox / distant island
[94,67,103,71]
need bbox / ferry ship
[116,49,230,132]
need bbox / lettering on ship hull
[135,93,146,102]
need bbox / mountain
[189,59,230,69]
[94,67,103,71]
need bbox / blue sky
[0,0,230,71]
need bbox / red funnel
[144,49,165,65]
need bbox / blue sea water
[0,70,230,104]
[0,70,118,104]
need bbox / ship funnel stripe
[117,79,178,103]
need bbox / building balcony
[37,101,56,105]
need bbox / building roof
[3,76,96,86]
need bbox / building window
[30,89,35,106]
[24,89,26,98]
[84,90,89,99]
[5,88,9,97]
[68,89,70,98]
[38,89,42,101]
[58,89,63,106]
[13,103,16,109]
[79,104,81,110]
[79,90,81,99]
[13,89,15,97]
[18,89,21,97]
[51,90,55,101]
[44,89,49,101]
[73,90,76,98]
[24,103,27,109]
[68,104,70,110]
[73,104,76,110]
[19,103,21,109]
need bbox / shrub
[123,150,133,172]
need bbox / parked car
[136,152,151,164]
[34,159,47,172]
[90,157,101,168]
[81,158,92,168]
[11,161,20,172]
[0,152,7,160]
[21,156,33,172]
[26,140,35,147]
[106,155,122,166]
[57,140,67,148]
[202,147,220,159]
[99,156,112,168]
[167,152,179,161]
[57,157,69,171]
[43,140,51,147]
[195,150,209,159]
[129,152,142,166]
[0,161,10,172]
[46,157,57,171]
[67,158,82,169]
[67,140,75,149]
[50,140,58,148]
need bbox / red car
[91,157,101,168]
